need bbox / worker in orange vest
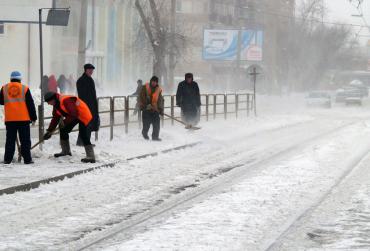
[0,71,37,164]
[43,91,95,163]
[138,76,164,141]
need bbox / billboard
[203,29,239,60]
[203,29,263,61]
[240,30,263,61]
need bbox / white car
[306,91,331,108]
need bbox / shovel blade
[185,125,201,130]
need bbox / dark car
[349,80,368,97]
[344,88,362,106]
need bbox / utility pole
[249,67,259,116]
[168,0,176,92]
[235,0,242,87]
[77,0,88,74]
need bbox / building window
[176,0,182,12]
[176,0,192,13]
[0,22,4,35]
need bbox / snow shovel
[31,127,60,150]
[163,113,201,130]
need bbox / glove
[146,104,152,110]
[159,110,164,116]
[43,131,52,140]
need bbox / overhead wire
[239,4,370,29]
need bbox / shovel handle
[16,134,21,162]
[163,113,187,126]
[31,127,59,150]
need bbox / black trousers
[4,123,32,163]
[76,126,91,146]
[60,120,91,146]
[142,110,160,139]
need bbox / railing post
[138,109,142,129]
[171,95,175,125]
[213,95,216,120]
[235,94,239,119]
[247,94,250,117]
[124,97,129,134]
[206,95,209,121]
[224,94,227,120]
[38,105,44,150]
[110,97,114,141]
[95,98,99,141]
[161,98,165,128]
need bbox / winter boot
[81,144,96,163]
[54,140,72,158]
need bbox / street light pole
[38,8,44,150]
[38,7,70,149]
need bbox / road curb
[0,142,201,196]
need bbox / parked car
[306,91,331,108]
[345,88,362,106]
[349,80,368,97]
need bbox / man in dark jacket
[138,76,164,141]
[76,63,99,146]
[176,73,201,126]
[0,71,37,164]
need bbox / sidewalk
[0,127,199,191]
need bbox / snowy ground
[1,95,370,250]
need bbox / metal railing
[91,92,255,140]
[31,92,254,142]
[0,92,255,146]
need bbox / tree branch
[135,0,156,49]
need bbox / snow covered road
[1,100,370,250]
[88,119,370,251]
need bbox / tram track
[74,120,360,250]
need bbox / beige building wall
[0,0,53,90]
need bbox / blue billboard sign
[203,29,263,61]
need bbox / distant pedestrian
[176,73,201,126]
[139,76,164,141]
[132,79,143,116]
[48,75,58,93]
[132,79,143,96]
[57,74,68,94]
[40,75,49,96]
[67,74,75,94]
[0,71,37,164]
[76,64,100,146]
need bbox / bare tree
[271,0,358,92]
[134,0,189,90]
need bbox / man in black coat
[76,63,99,146]
[176,73,201,126]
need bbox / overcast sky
[325,0,370,45]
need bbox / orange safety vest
[145,83,162,110]
[57,95,93,126]
[3,82,31,122]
